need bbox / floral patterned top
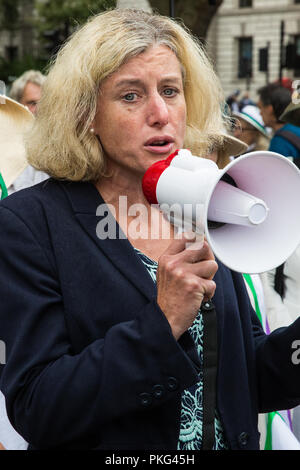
[134,247,229,450]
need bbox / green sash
[0,173,8,200]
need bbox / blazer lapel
[60,180,157,301]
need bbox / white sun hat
[233,105,269,138]
[0,95,33,188]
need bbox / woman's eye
[123,93,137,102]
[163,88,177,97]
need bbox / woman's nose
[147,93,169,127]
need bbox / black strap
[271,129,298,297]
[201,300,218,450]
[274,263,285,298]
[275,129,300,153]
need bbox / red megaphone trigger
[142,150,179,204]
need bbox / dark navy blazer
[0,179,299,450]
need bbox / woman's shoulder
[0,179,101,230]
[0,179,91,234]
[0,180,91,256]
[0,178,63,215]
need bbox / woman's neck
[273,122,285,132]
[94,169,175,259]
[95,169,147,207]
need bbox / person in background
[260,96,300,442]
[228,88,300,443]
[274,78,293,94]
[9,70,45,116]
[238,91,255,111]
[208,139,300,450]
[231,105,270,153]
[8,70,48,194]
[280,98,300,127]
[0,96,31,451]
[257,87,300,328]
[226,89,240,113]
[257,83,300,163]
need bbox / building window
[296,36,300,54]
[295,35,300,75]
[238,37,253,78]
[284,36,300,75]
[239,0,252,7]
[5,46,18,62]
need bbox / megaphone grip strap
[201,300,218,450]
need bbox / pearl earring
[90,127,95,134]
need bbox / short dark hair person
[257,84,292,122]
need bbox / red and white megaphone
[142,149,300,273]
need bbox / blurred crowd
[226,81,300,448]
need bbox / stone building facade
[0,1,36,63]
[206,0,300,101]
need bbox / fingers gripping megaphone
[142,149,300,274]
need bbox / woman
[0,9,299,451]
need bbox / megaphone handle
[201,299,218,450]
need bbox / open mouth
[145,137,174,153]
[150,140,169,146]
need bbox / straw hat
[209,131,248,156]
[279,101,300,126]
[0,95,33,188]
[221,133,248,157]
[206,131,248,169]
[232,105,269,138]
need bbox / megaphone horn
[142,149,300,274]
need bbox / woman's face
[93,45,187,178]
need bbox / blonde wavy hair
[26,8,228,181]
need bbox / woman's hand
[0,442,5,450]
[156,232,218,340]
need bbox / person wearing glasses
[9,70,45,116]
[7,71,48,194]
[232,105,270,153]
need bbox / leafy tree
[35,0,116,61]
[0,54,46,85]
[35,0,223,39]
[0,0,223,82]
[0,0,39,82]
[0,0,21,55]
[0,0,20,32]
[36,0,116,41]
[150,0,223,39]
